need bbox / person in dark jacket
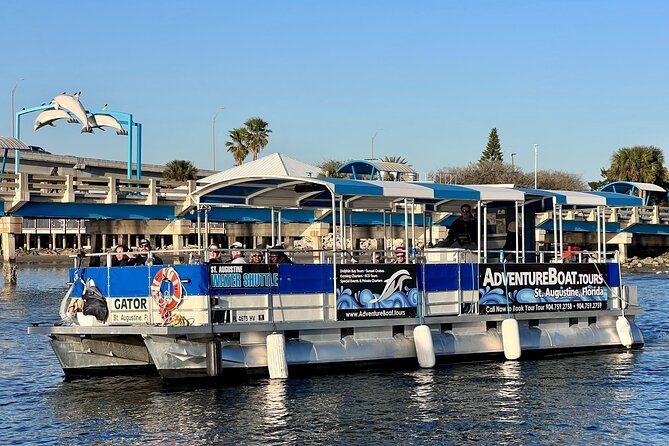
[269,245,293,264]
[130,239,163,266]
[111,244,130,266]
[208,243,223,264]
[437,204,477,248]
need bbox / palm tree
[225,127,250,166]
[603,146,666,185]
[163,160,196,181]
[244,117,272,161]
[382,155,408,164]
[317,160,346,178]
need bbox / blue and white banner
[336,264,418,320]
[478,263,610,314]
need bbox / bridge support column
[25,233,30,250]
[1,217,22,284]
[167,219,191,264]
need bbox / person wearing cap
[226,241,247,264]
[208,243,223,264]
[392,247,406,264]
[249,250,264,264]
[130,238,163,266]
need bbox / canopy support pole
[277,209,282,245]
[602,206,606,263]
[483,202,488,263]
[383,211,388,256]
[521,202,526,263]
[515,201,520,263]
[339,197,345,263]
[331,193,337,304]
[552,197,558,262]
[477,201,481,263]
[558,204,564,263]
[389,212,393,256]
[403,199,409,261]
[196,206,202,249]
[410,199,416,262]
[204,207,210,248]
[271,207,276,246]
[596,206,601,262]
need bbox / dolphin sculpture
[51,93,94,133]
[369,269,413,304]
[89,113,128,135]
[33,109,78,131]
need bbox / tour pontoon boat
[29,172,644,379]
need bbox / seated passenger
[249,251,264,264]
[502,221,517,262]
[208,243,223,264]
[392,247,406,264]
[226,241,247,264]
[373,251,385,264]
[130,239,163,266]
[111,244,130,266]
[269,244,293,264]
[436,204,477,248]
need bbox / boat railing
[70,245,621,269]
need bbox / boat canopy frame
[192,175,643,267]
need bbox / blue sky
[2,1,668,181]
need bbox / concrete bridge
[2,155,669,283]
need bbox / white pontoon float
[29,173,644,379]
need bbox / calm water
[1,268,668,445]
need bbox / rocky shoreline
[621,254,669,274]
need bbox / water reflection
[495,361,522,425]
[3,269,669,444]
[408,369,437,423]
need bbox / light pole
[511,153,517,170]
[10,78,24,137]
[371,129,382,159]
[212,107,224,171]
[533,143,539,189]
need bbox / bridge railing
[3,174,195,208]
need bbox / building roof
[336,159,416,180]
[199,153,320,184]
[0,136,30,151]
[600,181,666,194]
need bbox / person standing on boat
[111,244,130,266]
[437,204,477,248]
[208,243,223,264]
[227,241,247,264]
[130,239,163,266]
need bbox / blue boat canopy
[192,153,643,210]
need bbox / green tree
[480,128,503,162]
[429,160,585,190]
[317,159,346,178]
[382,155,408,164]
[244,117,272,161]
[225,127,250,166]
[163,160,196,181]
[600,145,666,185]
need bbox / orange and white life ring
[151,267,184,314]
